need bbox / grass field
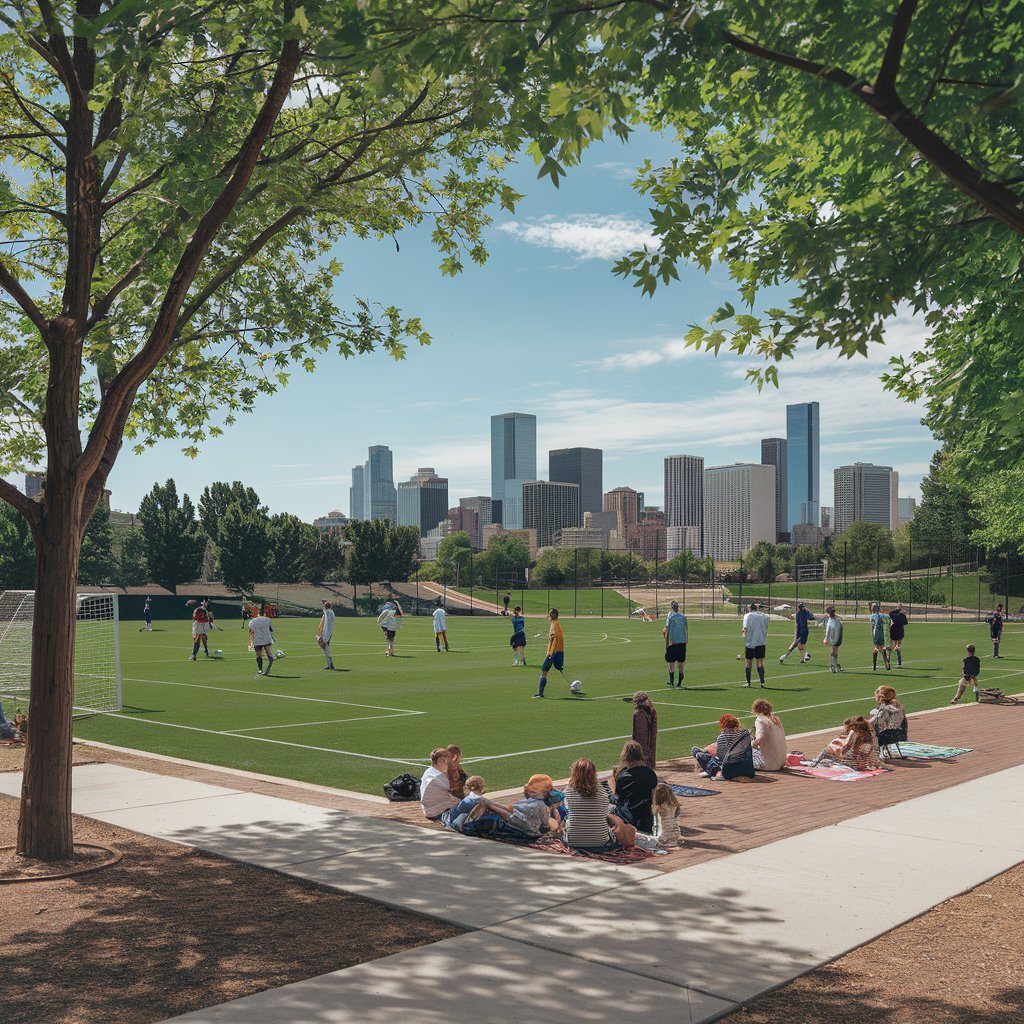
[449,586,639,616]
[70,615,1024,797]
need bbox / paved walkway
[4,701,1024,1023]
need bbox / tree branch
[875,0,919,99]
[0,476,42,529]
[0,261,50,334]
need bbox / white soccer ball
[736,653,742,660]
[275,650,286,658]
[570,679,582,692]
[215,648,223,654]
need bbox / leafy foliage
[137,480,206,593]
[218,500,270,593]
[0,502,34,590]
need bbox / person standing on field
[433,597,449,652]
[742,602,770,688]
[377,600,403,657]
[249,611,275,677]
[139,596,153,633]
[189,600,211,660]
[502,592,511,616]
[888,605,908,667]
[316,599,335,670]
[779,602,815,664]
[510,605,527,666]
[823,606,844,673]
[870,602,891,671]
[663,600,688,687]
[533,608,564,698]
[987,604,1004,658]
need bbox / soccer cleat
[531,693,544,699]
[189,656,196,661]
[513,659,519,666]
[779,655,786,664]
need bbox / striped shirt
[565,786,612,849]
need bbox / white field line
[225,711,421,733]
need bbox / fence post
[469,553,473,614]
[654,535,660,618]
[573,547,578,619]
[977,548,982,622]
[600,551,605,619]
[925,549,931,622]
[738,556,744,616]
[949,533,954,623]
[876,541,881,605]
[1006,551,1011,613]
[627,551,632,617]
[908,539,913,618]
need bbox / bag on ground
[383,773,421,801]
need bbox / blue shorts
[541,652,564,673]
[795,631,808,645]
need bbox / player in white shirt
[248,613,275,676]
[741,602,771,688]
[376,600,403,657]
[432,598,449,652]
[316,599,336,670]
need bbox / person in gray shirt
[741,602,771,688]
[663,600,688,687]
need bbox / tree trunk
[17,488,85,860]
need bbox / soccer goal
[0,590,122,715]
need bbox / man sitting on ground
[420,747,459,822]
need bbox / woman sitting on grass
[870,686,908,740]
[611,740,658,833]
[565,758,628,852]
[691,715,755,781]
[750,699,787,771]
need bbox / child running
[510,606,527,665]
[432,598,449,653]
[951,644,982,703]
[651,783,682,848]
[533,608,564,698]
[870,602,891,671]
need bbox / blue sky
[99,127,937,521]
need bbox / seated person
[651,783,683,848]
[823,718,856,759]
[420,747,458,821]
[870,685,908,740]
[832,716,883,771]
[0,700,22,742]
[564,758,627,851]
[611,740,658,833]
[691,715,755,780]
[456,773,561,839]
[750,699,787,771]
[446,743,468,799]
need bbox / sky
[91,126,937,521]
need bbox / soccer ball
[570,679,582,693]
[214,648,223,654]
[275,650,286,659]
[736,653,742,660]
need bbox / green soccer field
[71,614,1024,796]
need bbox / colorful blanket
[786,763,888,782]
[895,742,973,760]
[669,784,721,798]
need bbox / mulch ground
[0,794,461,1024]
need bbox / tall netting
[0,590,122,715]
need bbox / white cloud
[496,214,656,261]
[592,336,702,371]
[594,160,639,181]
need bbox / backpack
[978,687,1019,705]
[383,772,421,802]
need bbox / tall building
[703,463,777,562]
[664,455,704,555]
[820,505,832,530]
[349,465,364,521]
[24,471,45,499]
[898,497,917,526]
[603,486,640,536]
[666,525,701,559]
[760,438,788,542]
[490,412,537,529]
[583,509,619,548]
[458,496,492,548]
[555,527,606,549]
[364,445,397,522]
[833,463,899,535]
[314,510,349,535]
[786,402,820,533]
[523,481,580,549]
[397,468,449,537]
[549,447,603,517]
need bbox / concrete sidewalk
[5,753,1024,1023]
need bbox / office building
[313,510,349,536]
[555,527,606,549]
[458,496,493,547]
[786,402,820,533]
[703,463,777,561]
[820,505,832,530]
[448,505,479,548]
[491,412,537,529]
[25,471,45,500]
[603,486,640,535]
[397,468,449,537]
[664,455,704,555]
[363,445,397,522]
[624,520,668,561]
[792,523,832,547]
[760,438,788,542]
[523,480,580,549]
[583,509,619,549]
[549,447,603,517]
[898,497,917,526]
[666,525,701,559]
[349,465,364,521]
[833,463,899,535]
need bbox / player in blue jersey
[779,602,815,664]
[870,603,891,671]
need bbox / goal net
[0,590,122,715]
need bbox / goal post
[0,590,122,715]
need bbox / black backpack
[383,772,421,801]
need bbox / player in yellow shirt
[533,608,564,698]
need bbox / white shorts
[192,624,209,636]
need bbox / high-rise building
[364,445,397,522]
[786,402,820,532]
[820,505,832,530]
[491,412,537,529]
[549,447,603,517]
[664,455,704,555]
[898,497,917,526]
[349,465,364,521]
[583,509,619,549]
[555,527,606,549]
[397,468,449,537]
[703,463,777,561]
[458,496,492,548]
[833,463,899,535]
[603,486,639,535]
[666,525,701,559]
[24,471,45,500]
[636,492,645,521]
[523,480,580,549]
[760,438,788,542]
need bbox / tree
[743,541,790,583]
[345,519,389,597]
[478,535,531,588]
[110,528,149,591]
[265,513,311,584]
[218,501,270,593]
[382,525,421,584]
[0,503,35,591]
[435,532,473,585]
[306,532,343,586]
[0,2,646,857]
[532,548,572,587]
[910,449,981,559]
[79,504,114,585]
[137,481,206,594]
[199,483,266,544]
[837,523,895,576]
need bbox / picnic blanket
[896,742,973,760]
[669,784,720,798]
[491,833,658,863]
[786,763,888,782]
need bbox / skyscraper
[523,481,580,549]
[349,465,364,521]
[760,438,788,542]
[364,444,397,522]
[664,455,704,555]
[397,468,449,536]
[548,447,603,517]
[24,471,45,500]
[490,412,537,529]
[786,402,820,533]
[833,463,899,535]
[458,496,493,548]
[703,463,777,561]
[602,486,640,542]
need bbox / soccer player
[510,606,527,665]
[138,596,153,633]
[663,600,688,687]
[502,592,511,616]
[779,602,815,664]
[316,599,335,670]
[249,611,275,676]
[870,603,891,671]
[888,605,909,667]
[533,608,564,698]
[241,597,251,630]
[741,602,770,688]
[377,600,403,657]
[951,644,981,703]
[189,600,211,660]
[433,597,449,653]
[823,606,844,672]
[987,603,1004,658]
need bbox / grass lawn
[448,585,639,616]
[69,615,1024,796]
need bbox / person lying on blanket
[447,773,562,839]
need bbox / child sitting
[651,783,682,848]
[446,744,468,799]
